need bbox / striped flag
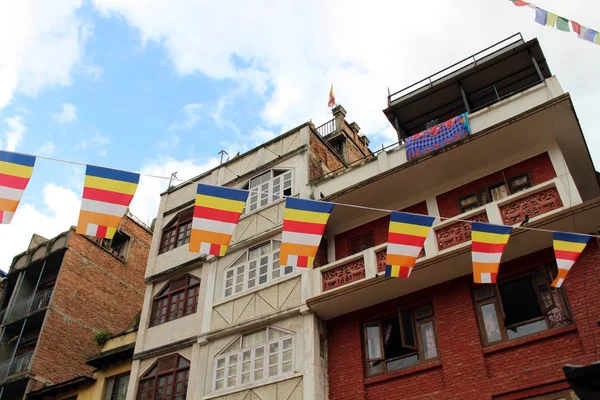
[76,166,140,239]
[0,151,36,224]
[189,184,248,256]
[280,198,334,268]
[385,212,435,278]
[471,222,512,284]
[551,232,589,288]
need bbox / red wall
[327,244,600,400]
[334,202,428,260]
[436,152,556,218]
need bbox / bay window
[159,208,193,254]
[137,354,190,400]
[150,275,200,327]
[242,169,292,214]
[223,240,294,298]
[214,326,294,392]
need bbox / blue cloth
[405,113,470,161]
[583,28,598,42]
[534,8,547,25]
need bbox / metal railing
[316,118,336,137]
[388,33,524,105]
[0,351,33,382]
[5,289,53,324]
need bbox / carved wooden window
[137,354,190,400]
[159,208,193,254]
[472,264,572,346]
[150,275,200,327]
[364,304,438,377]
[223,240,294,298]
[213,326,294,392]
[348,231,374,256]
[242,169,293,214]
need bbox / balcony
[0,351,33,383]
[3,289,53,324]
[305,180,600,320]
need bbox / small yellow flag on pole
[328,85,335,108]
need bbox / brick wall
[327,243,600,400]
[436,153,556,218]
[309,134,345,181]
[30,217,151,385]
[335,202,428,260]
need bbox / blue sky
[1,0,600,268]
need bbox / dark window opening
[364,304,438,377]
[93,231,130,260]
[473,264,572,345]
[509,173,532,193]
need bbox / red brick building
[0,214,151,399]
[305,35,600,400]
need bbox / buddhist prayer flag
[510,0,529,6]
[583,28,598,43]
[189,184,248,256]
[551,232,589,288]
[0,151,36,224]
[76,166,139,238]
[280,198,334,268]
[385,212,435,278]
[557,17,570,32]
[534,8,547,25]
[571,21,581,36]
[546,12,558,27]
[328,85,335,108]
[471,222,512,284]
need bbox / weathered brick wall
[436,152,556,218]
[327,244,600,400]
[334,202,428,260]
[341,120,370,157]
[309,134,345,181]
[30,218,151,385]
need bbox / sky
[0,0,599,269]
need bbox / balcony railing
[316,118,336,137]
[308,179,568,300]
[4,288,53,324]
[0,351,33,382]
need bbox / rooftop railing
[4,288,53,324]
[315,118,336,137]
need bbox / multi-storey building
[0,213,151,399]
[129,33,599,400]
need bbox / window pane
[115,374,129,400]
[506,319,548,340]
[365,325,382,359]
[243,329,267,348]
[401,312,416,348]
[539,284,572,329]
[481,303,502,343]
[419,322,437,359]
[368,361,383,375]
[249,243,270,260]
[382,317,403,359]
[268,328,286,341]
[386,354,419,372]
[103,377,115,400]
[499,277,543,327]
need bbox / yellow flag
[546,12,558,27]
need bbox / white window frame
[242,169,293,215]
[223,240,296,299]
[213,327,294,392]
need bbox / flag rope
[5,149,600,239]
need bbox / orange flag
[328,85,335,107]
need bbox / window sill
[482,325,577,356]
[364,361,442,386]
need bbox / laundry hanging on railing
[405,113,470,161]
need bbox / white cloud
[0,116,26,151]
[91,0,600,165]
[168,103,202,131]
[0,183,81,270]
[37,142,57,156]
[52,103,78,124]
[0,0,87,110]
[129,157,220,226]
[75,130,111,156]
[80,64,104,80]
[156,132,181,150]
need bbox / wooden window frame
[137,354,190,400]
[472,264,573,346]
[362,303,439,378]
[458,192,480,214]
[508,172,532,193]
[103,371,130,400]
[159,208,193,254]
[242,169,293,215]
[150,275,201,327]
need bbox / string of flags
[0,148,597,288]
[509,0,600,45]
